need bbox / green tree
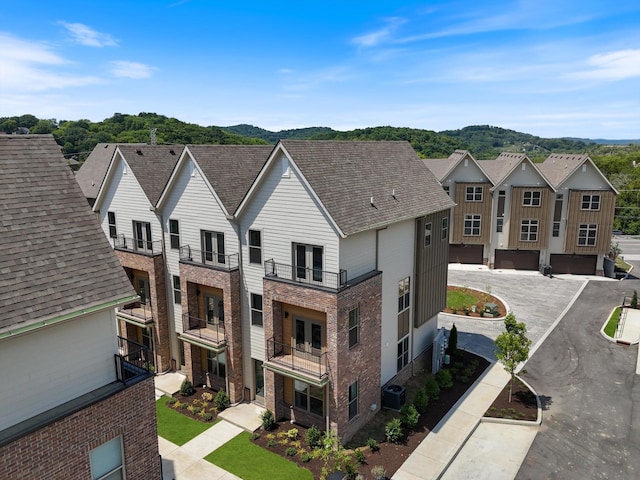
[447,323,458,356]
[495,313,531,402]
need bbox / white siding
[502,161,548,187]
[560,163,611,190]
[0,310,117,431]
[339,230,377,278]
[377,219,415,385]
[447,160,491,183]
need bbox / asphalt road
[516,276,640,480]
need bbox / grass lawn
[205,431,313,480]
[604,307,621,338]
[447,288,479,310]
[615,256,632,272]
[156,396,216,446]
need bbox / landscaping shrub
[261,409,276,431]
[201,391,214,402]
[285,447,297,456]
[286,428,299,440]
[250,432,260,441]
[305,424,322,449]
[214,390,230,411]
[366,437,379,452]
[413,387,429,413]
[300,452,312,463]
[354,448,365,464]
[435,369,453,389]
[167,397,177,405]
[384,418,403,444]
[632,290,638,309]
[201,412,213,421]
[179,378,195,396]
[447,324,458,355]
[424,378,440,400]
[400,404,420,430]
[371,465,386,480]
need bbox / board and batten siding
[451,182,492,245]
[98,155,163,249]
[564,190,615,254]
[239,155,341,363]
[507,186,553,249]
[339,230,377,279]
[0,309,118,431]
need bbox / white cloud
[352,17,406,47]
[110,61,155,79]
[59,21,117,47]
[569,49,640,81]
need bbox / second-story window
[201,230,225,265]
[133,221,152,251]
[520,219,539,242]
[251,293,263,326]
[397,277,410,372]
[523,191,541,206]
[169,219,180,250]
[348,307,359,348]
[578,224,597,246]
[107,211,117,238]
[465,186,483,202]
[249,229,262,264]
[442,217,449,240]
[293,243,323,283]
[424,222,432,247]
[581,194,600,211]
[348,381,359,420]
[553,194,563,237]
[464,214,481,236]
[172,275,181,304]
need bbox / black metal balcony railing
[264,259,347,290]
[117,300,153,323]
[115,336,153,384]
[179,245,239,271]
[181,313,226,347]
[113,235,163,256]
[266,337,328,380]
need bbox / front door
[201,230,225,265]
[254,359,265,404]
[133,221,152,252]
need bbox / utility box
[382,384,406,410]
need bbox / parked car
[613,230,624,236]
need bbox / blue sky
[1,1,640,138]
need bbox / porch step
[218,402,265,432]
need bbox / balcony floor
[265,352,328,384]
[181,327,226,348]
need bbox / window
[424,222,432,247]
[169,219,180,249]
[397,277,410,372]
[581,194,600,211]
[348,381,359,420]
[251,293,263,326]
[178,341,185,367]
[578,224,597,246]
[90,436,124,480]
[442,185,450,196]
[442,217,449,240]
[107,212,117,238]
[553,194,563,237]
[201,230,225,265]
[496,218,503,233]
[463,214,481,236]
[172,275,181,304]
[520,219,538,242]
[294,380,323,416]
[249,229,262,264]
[133,220,152,251]
[204,295,224,326]
[523,191,541,206]
[398,277,410,313]
[205,349,226,378]
[465,186,483,202]
[293,243,323,283]
[397,337,409,372]
[497,190,506,217]
[348,307,359,348]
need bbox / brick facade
[0,378,160,480]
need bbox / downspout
[227,214,246,406]
[154,208,173,374]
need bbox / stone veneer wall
[0,377,160,480]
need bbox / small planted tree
[446,323,458,357]
[494,313,531,403]
[632,290,638,309]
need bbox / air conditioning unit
[382,384,406,410]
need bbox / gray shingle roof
[186,145,274,214]
[478,152,530,184]
[422,150,478,182]
[0,135,136,334]
[116,145,183,206]
[75,143,120,201]
[538,153,592,188]
[280,140,455,236]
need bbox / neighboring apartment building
[86,139,453,441]
[0,135,160,479]
[424,150,616,275]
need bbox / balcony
[115,336,154,384]
[117,301,153,325]
[264,259,347,291]
[179,245,239,271]
[265,337,328,384]
[180,313,226,349]
[113,235,163,256]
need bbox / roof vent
[370,196,375,206]
[136,149,143,155]
[170,149,175,155]
[392,188,396,199]
[104,144,109,148]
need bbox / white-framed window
[107,212,117,238]
[172,275,181,304]
[90,436,124,480]
[201,230,225,265]
[523,191,541,206]
[251,293,263,326]
[294,380,323,416]
[442,217,449,240]
[398,277,410,313]
[578,224,597,246]
[169,219,180,250]
[443,185,450,195]
[424,222,432,247]
[205,349,226,378]
[133,220,153,251]
[397,336,409,372]
[249,229,262,264]
[348,381,359,420]
[520,219,538,242]
[553,194,563,237]
[464,214,481,236]
[465,186,483,202]
[293,243,323,283]
[552,222,560,237]
[397,277,410,372]
[496,218,504,233]
[581,194,600,211]
[348,307,359,348]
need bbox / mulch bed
[165,386,224,422]
[484,377,538,421]
[252,351,490,479]
[442,285,508,318]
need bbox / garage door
[449,244,484,264]
[494,250,540,270]
[550,254,597,275]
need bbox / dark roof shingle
[75,143,120,200]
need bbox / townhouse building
[0,135,160,480]
[85,139,453,441]
[424,150,616,275]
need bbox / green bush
[213,390,230,411]
[305,424,322,449]
[366,437,379,452]
[285,428,299,440]
[261,409,276,431]
[354,448,365,464]
[300,452,312,463]
[371,465,386,480]
[447,323,458,355]
[413,387,429,413]
[424,377,440,400]
[250,432,260,441]
[201,412,213,421]
[167,397,177,405]
[179,378,195,396]
[435,369,453,389]
[385,418,403,444]
[400,404,420,430]
[285,447,297,456]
